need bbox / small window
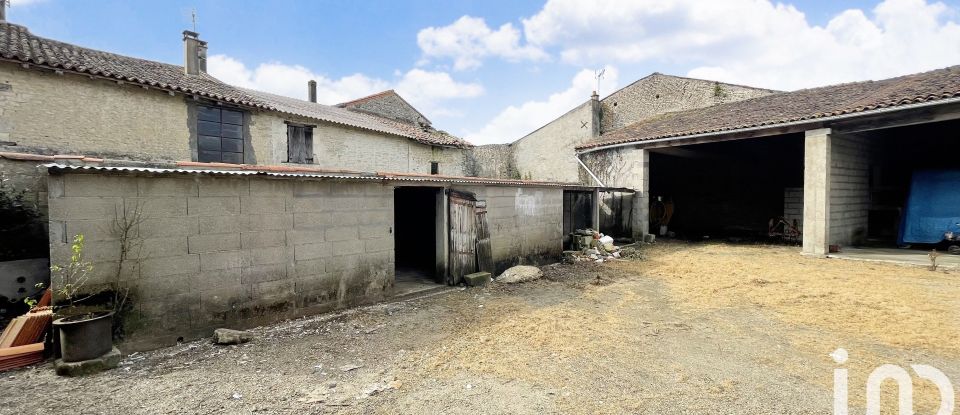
[197,105,245,164]
[430,161,439,175]
[286,124,314,164]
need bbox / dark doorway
[648,133,805,241]
[563,190,593,249]
[394,187,441,286]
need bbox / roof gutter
[576,95,960,154]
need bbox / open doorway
[394,187,442,293]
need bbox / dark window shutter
[286,125,295,162]
[197,105,245,165]
[286,125,313,164]
[304,127,314,163]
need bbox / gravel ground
[2,241,956,414]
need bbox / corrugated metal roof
[43,164,632,191]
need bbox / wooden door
[448,191,477,285]
[475,200,494,274]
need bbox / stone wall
[48,171,395,351]
[252,112,465,176]
[464,144,517,179]
[512,100,599,183]
[343,92,426,126]
[599,74,777,133]
[0,63,192,162]
[0,157,48,210]
[580,147,649,239]
[0,62,466,176]
[510,73,775,184]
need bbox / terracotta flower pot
[52,310,114,362]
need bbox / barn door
[448,191,477,285]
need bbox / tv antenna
[595,68,606,96]
[191,8,197,32]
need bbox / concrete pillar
[631,149,650,241]
[803,128,832,255]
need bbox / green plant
[22,282,46,308]
[713,82,728,99]
[50,234,94,310]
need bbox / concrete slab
[54,347,121,377]
[828,247,960,269]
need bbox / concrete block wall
[459,185,563,274]
[783,187,804,228]
[829,134,874,246]
[48,172,394,351]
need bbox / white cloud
[417,15,548,70]
[395,69,484,117]
[9,0,47,5]
[207,55,482,118]
[519,0,960,90]
[208,54,389,105]
[465,66,618,145]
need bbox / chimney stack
[1,1,7,21]
[182,30,208,75]
[308,80,317,103]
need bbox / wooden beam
[636,122,818,150]
[832,102,960,134]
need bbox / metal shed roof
[43,164,634,192]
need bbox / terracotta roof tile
[579,65,960,150]
[0,22,471,148]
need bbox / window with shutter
[286,124,314,164]
[197,105,245,164]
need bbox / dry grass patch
[614,242,960,357]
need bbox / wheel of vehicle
[948,245,960,255]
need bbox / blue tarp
[898,169,960,244]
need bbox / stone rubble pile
[564,229,623,263]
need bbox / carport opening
[394,187,442,288]
[857,119,960,249]
[648,134,804,242]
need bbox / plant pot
[52,310,114,363]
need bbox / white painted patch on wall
[514,189,543,216]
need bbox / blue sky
[9,0,960,144]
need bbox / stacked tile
[0,343,44,371]
[0,292,53,371]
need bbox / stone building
[0,22,471,214]
[511,73,777,184]
[577,66,960,254]
[0,17,616,349]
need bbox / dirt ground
[2,241,959,414]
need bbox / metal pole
[573,155,605,187]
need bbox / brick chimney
[308,80,317,103]
[182,30,207,75]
